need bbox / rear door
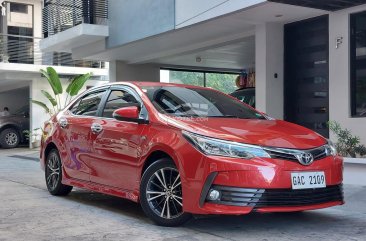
[89,86,149,190]
[60,88,108,181]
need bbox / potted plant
[23,128,42,149]
[31,67,92,116]
[328,121,366,159]
[328,121,366,185]
[29,67,92,146]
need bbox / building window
[10,3,28,14]
[351,12,366,117]
[7,26,33,37]
[160,69,238,94]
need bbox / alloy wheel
[146,167,183,219]
[46,152,61,191]
[5,132,18,146]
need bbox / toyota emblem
[296,152,314,166]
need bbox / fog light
[207,189,220,201]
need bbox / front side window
[70,90,106,116]
[351,12,366,117]
[142,86,264,119]
[102,90,139,118]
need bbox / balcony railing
[0,34,105,68]
[43,0,108,37]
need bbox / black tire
[0,128,20,149]
[45,149,73,196]
[140,158,192,226]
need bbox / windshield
[141,86,264,119]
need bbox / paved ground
[1,148,366,241]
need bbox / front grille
[264,145,328,163]
[207,185,344,207]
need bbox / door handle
[59,117,68,128]
[91,123,103,134]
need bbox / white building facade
[40,0,366,145]
[0,0,108,147]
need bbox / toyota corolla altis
[40,82,344,226]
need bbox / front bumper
[181,153,344,215]
[206,184,343,208]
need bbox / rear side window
[102,90,139,118]
[70,90,106,116]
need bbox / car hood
[164,116,326,149]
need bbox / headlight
[182,131,270,159]
[326,140,337,156]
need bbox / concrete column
[109,61,160,82]
[255,23,284,119]
[109,61,117,82]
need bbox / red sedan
[40,82,344,226]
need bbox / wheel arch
[0,124,23,143]
[44,142,58,159]
[141,150,174,178]
[0,124,21,135]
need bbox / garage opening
[0,86,30,149]
[158,37,256,106]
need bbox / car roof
[104,81,208,90]
[121,81,204,88]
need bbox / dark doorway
[284,15,329,137]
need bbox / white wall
[175,0,266,28]
[0,87,29,113]
[329,4,366,144]
[255,23,284,119]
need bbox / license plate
[291,172,326,189]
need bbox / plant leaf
[31,100,50,114]
[69,73,92,96]
[41,90,57,106]
[40,69,57,96]
[40,69,50,81]
[65,76,75,94]
[44,67,63,95]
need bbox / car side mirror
[113,106,141,123]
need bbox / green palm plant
[31,67,92,116]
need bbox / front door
[89,87,148,191]
[284,15,329,137]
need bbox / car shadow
[62,189,351,232]
[65,188,148,221]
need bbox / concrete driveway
[0,149,365,241]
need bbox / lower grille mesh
[207,185,344,207]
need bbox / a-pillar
[255,23,284,119]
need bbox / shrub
[328,121,366,158]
